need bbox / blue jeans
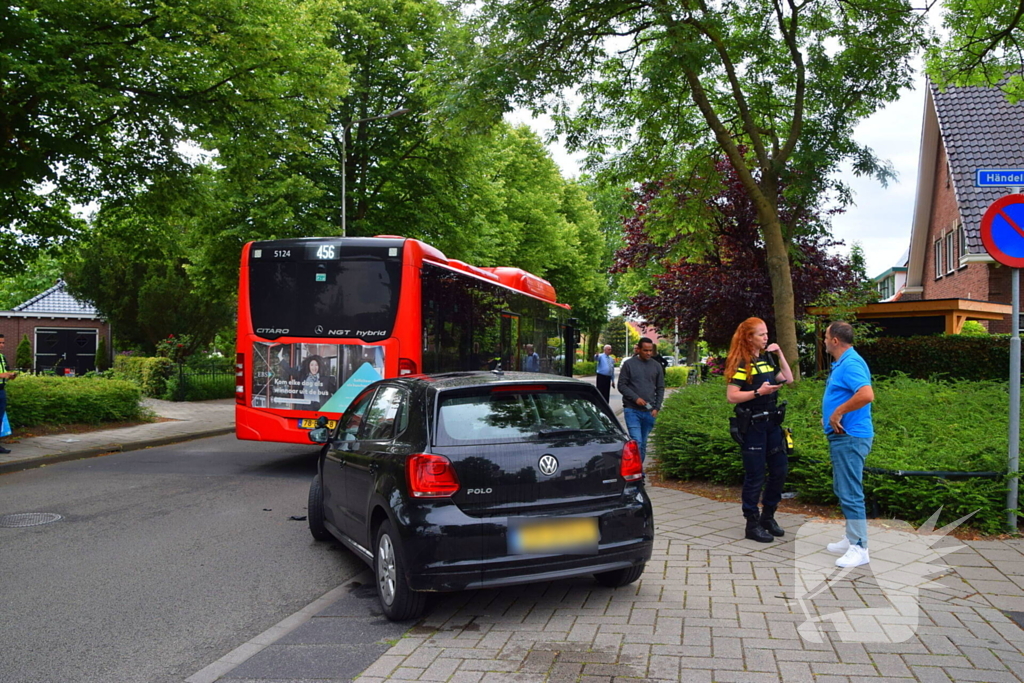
[828,433,872,548]
[623,407,655,462]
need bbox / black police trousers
[740,419,788,518]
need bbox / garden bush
[6,375,144,427]
[112,355,174,397]
[858,335,1012,381]
[653,376,1018,534]
[573,361,597,376]
[665,366,691,387]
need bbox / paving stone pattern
[351,486,1024,683]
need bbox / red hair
[724,317,765,382]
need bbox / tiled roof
[12,279,98,316]
[932,82,1024,253]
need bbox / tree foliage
[612,162,865,350]
[473,0,928,378]
[927,0,1024,101]
[63,182,232,355]
[1,0,347,273]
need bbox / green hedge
[112,356,174,397]
[653,376,1017,534]
[573,361,597,376]
[6,375,145,427]
[665,366,691,387]
[858,335,1012,381]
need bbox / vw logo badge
[315,325,324,335]
[538,454,559,476]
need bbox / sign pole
[977,184,1024,532]
[1011,267,1021,532]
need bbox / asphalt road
[0,434,365,683]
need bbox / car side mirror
[316,415,329,428]
[308,427,330,444]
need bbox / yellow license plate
[299,418,337,430]
[509,517,599,555]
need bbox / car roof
[384,371,594,393]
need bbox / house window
[878,276,894,300]
[934,239,942,279]
[958,222,967,262]
[945,232,955,274]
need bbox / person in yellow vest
[725,318,794,542]
[0,334,20,454]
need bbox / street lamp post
[340,107,410,237]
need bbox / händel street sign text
[976,169,1024,187]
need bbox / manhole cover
[0,513,63,528]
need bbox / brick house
[901,80,1024,332]
[0,279,111,374]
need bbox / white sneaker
[826,536,850,554]
[835,544,870,568]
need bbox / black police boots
[744,513,773,543]
[760,505,785,538]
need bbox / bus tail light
[235,353,246,405]
[621,440,643,482]
[407,453,460,497]
[398,358,417,376]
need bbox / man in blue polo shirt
[822,321,875,568]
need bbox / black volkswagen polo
[306,371,654,620]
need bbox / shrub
[112,355,174,397]
[573,361,597,376]
[15,334,32,370]
[95,336,110,372]
[858,335,1012,381]
[6,375,144,426]
[163,365,236,401]
[665,366,690,387]
[653,376,1019,534]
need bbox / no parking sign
[980,194,1024,267]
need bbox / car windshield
[435,388,618,445]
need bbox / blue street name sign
[976,169,1024,187]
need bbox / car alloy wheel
[377,532,398,605]
[373,520,427,621]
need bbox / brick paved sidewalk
[353,485,1024,683]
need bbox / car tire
[374,519,427,621]
[594,563,645,588]
[307,473,333,542]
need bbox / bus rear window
[248,251,402,340]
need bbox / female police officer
[725,317,794,542]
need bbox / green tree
[15,335,32,370]
[94,335,110,372]
[473,0,928,379]
[2,0,348,273]
[63,184,232,356]
[927,0,1024,100]
[0,254,64,310]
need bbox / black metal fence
[172,362,235,401]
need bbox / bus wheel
[307,474,332,542]
[374,520,427,621]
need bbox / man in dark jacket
[618,337,665,463]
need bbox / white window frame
[945,231,955,274]
[934,239,943,279]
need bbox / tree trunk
[760,212,802,381]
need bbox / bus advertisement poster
[250,342,385,414]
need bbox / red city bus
[235,236,578,445]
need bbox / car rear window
[435,387,619,445]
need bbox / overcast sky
[509,74,929,280]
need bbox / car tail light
[407,453,460,497]
[621,440,643,482]
[398,358,417,376]
[235,353,245,405]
